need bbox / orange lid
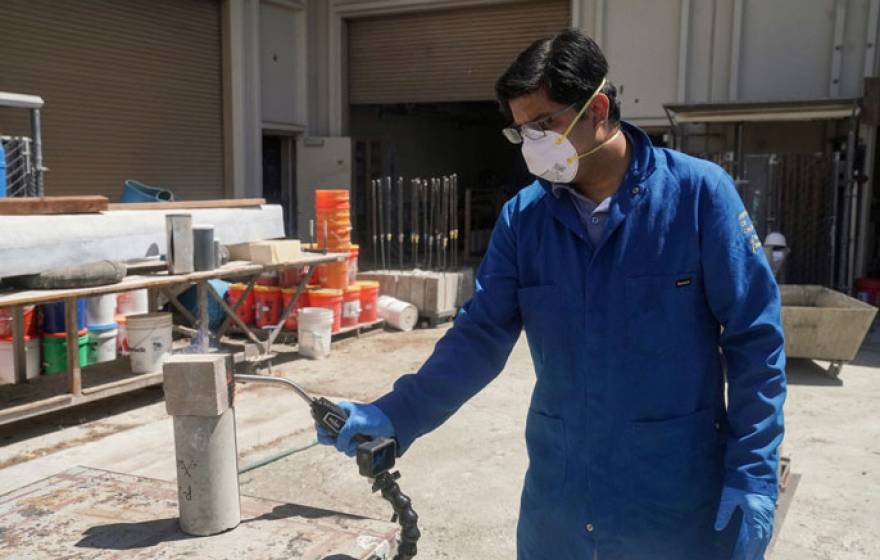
[345,285,362,293]
[355,280,380,289]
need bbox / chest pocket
[625,273,700,362]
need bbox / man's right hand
[315,400,396,457]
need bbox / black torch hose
[373,471,420,559]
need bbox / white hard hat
[765,232,787,248]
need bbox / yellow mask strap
[555,77,607,145]
[570,128,622,163]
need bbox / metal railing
[2,136,38,197]
[1,91,46,197]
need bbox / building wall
[575,0,880,126]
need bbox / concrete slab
[0,205,284,278]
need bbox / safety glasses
[501,102,578,144]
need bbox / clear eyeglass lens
[521,124,546,141]
[502,128,522,144]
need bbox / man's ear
[589,94,611,128]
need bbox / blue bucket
[42,300,86,334]
[121,179,175,203]
[0,143,7,198]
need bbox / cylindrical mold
[173,408,241,536]
[193,225,216,272]
[166,214,194,274]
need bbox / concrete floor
[1,324,878,559]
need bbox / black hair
[495,29,621,125]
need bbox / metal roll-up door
[0,0,225,200]
[348,0,571,105]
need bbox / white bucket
[297,307,333,359]
[377,295,419,332]
[127,313,173,373]
[117,289,149,316]
[0,337,41,384]
[88,324,118,364]
[86,294,117,327]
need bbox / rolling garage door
[348,0,570,104]
[0,0,225,200]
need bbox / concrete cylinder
[173,407,241,536]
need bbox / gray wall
[573,0,880,126]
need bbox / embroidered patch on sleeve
[738,210,762,254]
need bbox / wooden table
[0,253,346,425]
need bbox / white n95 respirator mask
[521,78,621,183]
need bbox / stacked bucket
[311,189,379,332]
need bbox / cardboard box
[227,240,302,264]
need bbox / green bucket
[43,333,90,374]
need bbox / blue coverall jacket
[373,122,787,559]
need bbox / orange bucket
[308,288,343,332]
[315,189,350,205]
[227,283,256,326]
[254,285,282,327]
[281,289,310,330]
[318,260,349,290]
[356,281,380,323]
[342,285,362,327]
[347,245,359,284]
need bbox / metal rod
[427,179,434,269]
[829,152,840,288]
[845,121,858,292]
[453,173,459,268]
[421,179,428,267]
[378,178,386,270]
[398,176,404,270]
[435,178,442,270]
[411,178,419,269]
[233,373,314,406]
[385,177,392,270]
[371,179,378,269]
[442,176,449,270]
[30,108,44,196]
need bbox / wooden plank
[64,299,82,396]
[0,196,108,215]
[0,255,347,309]
[10,308,26,384]
[107,198,266,211]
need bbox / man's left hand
[714,485,775,560]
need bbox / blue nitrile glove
[315,400,396,457]
[714,485,775,560]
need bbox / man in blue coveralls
[317,29,786,560]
